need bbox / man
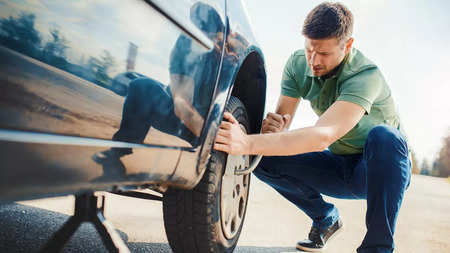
[214,2,411,253]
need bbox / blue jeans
[253,125,411,253]
[113,78,197,147]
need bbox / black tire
[162,96,251,253]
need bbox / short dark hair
[302,2,353,42]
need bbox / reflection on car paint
[110,71,145,96]
[90,2,228,180]
[0,0,265,198]
[0,0,223,148]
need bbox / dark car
[0,1,266,252]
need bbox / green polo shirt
[281,48,404,155]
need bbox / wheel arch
[229,46,267,134]
[173,46,267,190]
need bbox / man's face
[305,37,353,77]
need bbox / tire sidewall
[210,96,251,251]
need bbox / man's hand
[261,112,292,133]
[214,112,251,155]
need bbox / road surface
[0,174,449,252]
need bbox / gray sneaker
[296,218,343,252]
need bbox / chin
[312,71,324,76]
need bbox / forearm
[215,101,364,156]
[173,96,204,137]
[180,109,204,137]
[170,74,194,103]
[274,95,301,130]
[247,126,331,156]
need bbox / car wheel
[162,96,251,253]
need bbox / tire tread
[163,96,250,253]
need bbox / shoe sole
[295,224,344,252]
[296,244,325,252]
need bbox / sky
[244,0,450,163]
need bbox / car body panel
[0,0,266,200]
[190,0,267,186]
[0,0,223,147]
[0,130,181,201]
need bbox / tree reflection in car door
[91,2,226,181]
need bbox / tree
[420,159,430,175]
[434,132,450,177]
[41,28,70,69]
[88,50,116,87]
[411,151,420,174]
[431,160,441,177]
[0,12,41,57]
[43,28,69,58]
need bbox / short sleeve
[280,55,301,98]
[336,68,383,114]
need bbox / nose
[310,51,318,66]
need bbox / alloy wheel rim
[220,124,250,239]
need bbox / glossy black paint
[0,0,266,200]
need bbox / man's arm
[275,95,301,130]
[214,100,365,156]
[173,97,204,137]
[170,74,195,103]
[170,74,204,137]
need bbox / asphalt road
[0,174,449,253]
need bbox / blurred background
[245,0,450,178]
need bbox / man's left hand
[214,112,251,155]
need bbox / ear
[345,37,354,54]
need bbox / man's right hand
[261,112,292,133]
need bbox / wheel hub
[220,124,250,239]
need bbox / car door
[0,0,225,199]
